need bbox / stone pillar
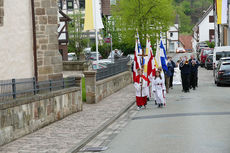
[127,61,133,83]
[74,76,83,111]
[83,71,96,104]
[127,61,132,72]
[0,0,3,26]
[34,0,63,81]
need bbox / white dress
[173,67,181,85]
[134,76,148,97]
[151,72,165,101]
[152,77,166,104]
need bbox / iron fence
[96,57,130,81]
[0,77,76,103]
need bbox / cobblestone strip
[0,85,135,153]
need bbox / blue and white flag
[159,39,168,72]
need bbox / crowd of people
[133,55,200,110]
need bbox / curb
[66,100,135,153]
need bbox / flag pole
[94,0,99,69]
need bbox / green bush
[206,41,215,48]
[82,77,86,102]
[91,44,111,58]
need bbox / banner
[84,0,104,30]
[217,0,228,24]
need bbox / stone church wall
[35,0,63,81]
[0,0,34,80]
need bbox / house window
[169,42,175,52]
[0,0,3,27]
[209,29,215,41]
[79,0,85,9]
[170,32,173,38]
[209,16,214,23]
[67,0,74,10]
[58,0,63,10]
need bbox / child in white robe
[152,70,166,108]
[152,67,165,105]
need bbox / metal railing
[96,57,130,81]
[0,77,76,103]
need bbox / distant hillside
[174,0,213,33]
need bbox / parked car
[88,52,102,60]
[92,59,113,66]
[68,53,77,61]
[199,48,213,67]
[83,47,91,54]
[213,46,230,77]
[217,57,230,67]
[92,59,113,70]
[92,64,106,70]
[176,47,186,53]
[108,50,123,59]
[205,54,213,70]
[196,42,209,60]
[127,54,134,62]
[214,62,230,86]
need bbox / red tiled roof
[179,35,193,51]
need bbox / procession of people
[133,33,199,110]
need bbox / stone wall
[63,61,91,71]
[0,87,82,146]
[0,0,3,26]
[96,71,132,102]
[35,0,63,81]
[83,71,132,104]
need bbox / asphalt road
[103,59,230,153]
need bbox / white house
[167,22,179,53]
[192,6,214,52]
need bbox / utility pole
[213,0,219,47]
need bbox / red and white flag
[146,38,156,85]
[133,34,142,83]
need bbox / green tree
[173,0,213,34]
[112,0,175,49]
[68,9,89,59]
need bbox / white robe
[173,67,182,85]
[134,76,148,97]
[151,72,165,101]
[152,77,166,104]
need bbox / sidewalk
[0,84,135,153]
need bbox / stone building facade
[35,0,63,81]
[0,0,3,26]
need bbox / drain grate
[81,147,108,152]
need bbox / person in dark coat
[189,55,199,90]
[179,56,191,93]
[167,56,176,89]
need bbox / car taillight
[218,71,225,75]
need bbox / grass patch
[82,77,86,102]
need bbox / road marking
[132,112,230,120]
